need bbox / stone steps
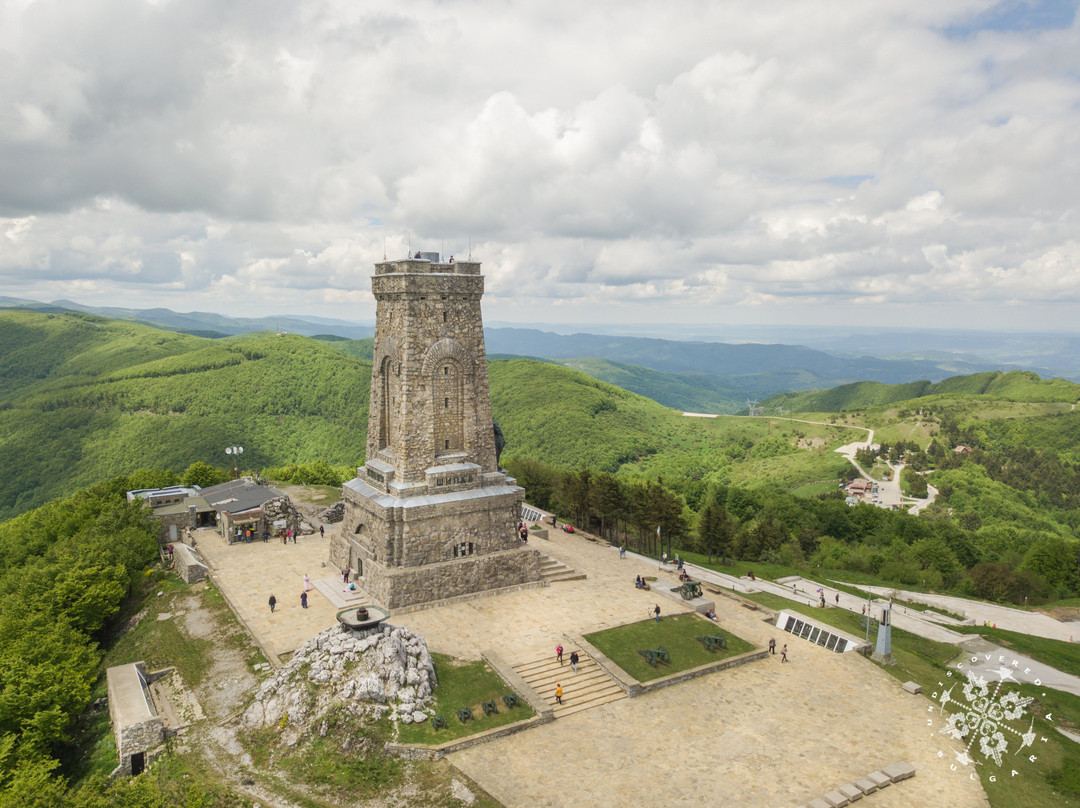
[538,555,587,583]
[512,653,625,719]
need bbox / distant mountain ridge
[0,297,1042,412]
[0,296,374,339]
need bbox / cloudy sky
[2,0,1079,332]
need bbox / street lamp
[225,445,244,479]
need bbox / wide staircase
[512,652,625,719]
[538,553,587,583]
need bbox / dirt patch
[1039,606,1080,622]
[199,645,258,718]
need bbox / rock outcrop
[242,623,437,746]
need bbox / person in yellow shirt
[555,684,563,704]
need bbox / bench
[430,714,447,730]
[637,645,670,667]
[481,699,499,716]
[456,707,473,723]
[696,634,728,651]
[502,693,521,709]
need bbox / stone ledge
[901,680,922,694]
[385,713,551,761]
[388,579,547,616]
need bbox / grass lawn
[396,654,534,745]
[790,480,842,497]
[584,613,755,682]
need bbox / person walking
[300,592,308,609]
[555,684,563,704]
[304,573,312,592]
[619,545,626,558]
[654,604,661,622]
[835,593,840,605]
[269,594,277,613]
[768,637,776,655]
[781,644,788,663]
[570,651,579,673]
[556,644,564,665]
[320,525,325,538]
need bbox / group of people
[268,572,315,613]
[634,575,649,589]
[518,522,529,542]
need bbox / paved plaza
[195,523,988,808]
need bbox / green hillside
[553,357,744,414]
[1,312,868,520]
[765,370,1080,412]
[0,312,371,518]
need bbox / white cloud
[0,0,1078,330]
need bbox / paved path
[198,519,985,808]
[858,586,1080,643]
[956,637,1080,697]
[192,527,343,662]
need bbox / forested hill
[763,370,1080,413]
[0,310,863,521]
[0,311,372,518]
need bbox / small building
[106,662,165,777]
[199,479,297,542]
[128,479,299,545]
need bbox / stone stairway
[538,554,587,583]
[513,652,625,719]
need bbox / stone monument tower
[331,256,541,609]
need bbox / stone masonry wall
[364,546,541,609]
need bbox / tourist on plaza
[555,683,563,704]
[619,545,626,558]
[304,573,312,592]
[342,565,351,583]
[556,644,563,665]
[570,651,579,673]
[768,637,776,655]
[269,594,277,613]
[320,525,324,537]
[300,592,308,609]
[781,644,788,663]
[835,593,840,605]
[654,604,661,622]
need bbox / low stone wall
[172,543,207,584]
[385,714,552,761]
[364,547,543,610]
[389,579,547,615]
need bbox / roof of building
[200,479,284,515]
[106,662,157,727]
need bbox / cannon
[672,580,703,600]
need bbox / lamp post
[225,445,244,479]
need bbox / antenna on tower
[468,235,472,260]
[383,237,387,260]
[746,399,761,416]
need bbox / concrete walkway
[198,519,986,808]
[859,585,1080,643]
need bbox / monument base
[332,472,541,609]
